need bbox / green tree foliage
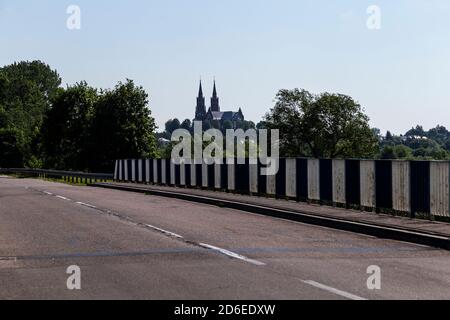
[180,119,192,131]
[379,125,450,160]
[165,118,181,134]
[0,61,61,167]
[405,125,425,137]
[89,80,157,171]
[40,82,98,170]
[380,145,413,160]
[39,79,158,172]
[0,128,24,167]
[380,145,396,159]
[222,120,233,131]
[1,61,158,171]
[385,131,393,141]
[264,89,378,158]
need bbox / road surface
[1,176,449,300]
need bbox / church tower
[195,81,206,120]
[210,80,220,112]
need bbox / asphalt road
[1,176,449,300]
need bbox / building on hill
[194,80,244,124]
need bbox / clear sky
[1,0,449,134]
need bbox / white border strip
[302,280,367,300]
[76,202,97,209]
[56,195,71,201]
[199,243,265,266]
[145,224,184,239]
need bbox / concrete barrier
[113,158,450,219]
[308,159,320,201]
[360,160,376,209]
[392,160,410,213]
[332,159,346,205]
[430,162,449,217]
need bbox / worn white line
[55,195,71,201]
[43,191,53,195]
[145,224,184,239]
[302,280,367,300]
[75,202,97,209]
[199,243,266,266]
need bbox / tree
[180,119,192,131]
[380,144,412,159]
[393,145,412,159]
[0,105,8,128]
[0,128,24,167]
[256,121,268,130]
[40,82,98,170]
[380,145,396,159]
[264,89,378,158]
[89,80,157,171]
[222,120,233,131]
[1,61,61,101]
[242,120,256,131]
[0,61,61,167]
[372,128,382,142]
[165,118,181,134]
[405,125,425,137]
[444,139,450,152]
[428,125,448,144]
[385,131,393,141]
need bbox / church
[194,81,244,124]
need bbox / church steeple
[195,80,206,120]
[210,80,220,112]
[198,80,204,97]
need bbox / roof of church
[208,110,243,121]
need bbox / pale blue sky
[1,0,449,133]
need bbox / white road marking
[34,188,265,267]
[145,224,184,239]
[55,195,71,201]
[43,191,53,195]
[301,280,367,300]
[76,202,97,209]
[199,243,266,266]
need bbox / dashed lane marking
[198,243,266,266]
[301,280,368,300]
[55,195,71,201]
[30,187,267,267]
[75,201,97,209]
[145,224,184,239]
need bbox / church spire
[195,80,206,120]
[198,80,204,98]
[212,80,217,98]
[210,80,220,112]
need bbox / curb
[90,183,450,251]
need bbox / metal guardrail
[0,168,113,183]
